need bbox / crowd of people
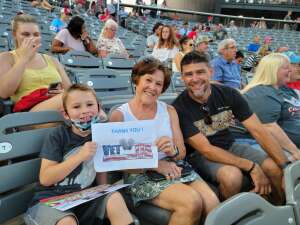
[1,1,300,225]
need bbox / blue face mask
[71,115,100,132]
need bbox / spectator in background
[96,19,128,58]
[179,21,190,37]
[213,23,227,40]
[194,35,212,61]
[187,27,197,40]
[50,8,72,33]
[285,51,300,90]
[284,10,292,30]
[243,45,271,72]
[235,50,244,65]
[52,16,97,54]
[31,0,54,12]
[263,35,272,51]
[147,22,163,49]
[152,25,179,63]
[173,36,194,72]
[247,35,261,52]
[211,39,241,89]
[0,14,71,112]
[228,20,238,32]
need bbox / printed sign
[92,120,158,172]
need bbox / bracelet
[171,146,180,158]
[247,162,256,174]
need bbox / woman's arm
[50,56,72,89]
[173,52,183,72]
[51,39,72,53]
[167,105,186,160]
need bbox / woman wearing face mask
[152,25,179,63]
[0,14,71,112]
[51,16,97,54]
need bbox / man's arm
[241,114,290,165]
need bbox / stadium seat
[0,111,65,224]
[204,192,296,225]
[284,160,300,225]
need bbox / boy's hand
[78,142,97,162]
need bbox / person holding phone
[51,16,97,54]
[110,57,219,225]
[0,14,71,112]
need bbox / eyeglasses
[201,104,212,125]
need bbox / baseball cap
[284,51,300,64]
[195,35,211,45]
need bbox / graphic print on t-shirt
[193,110,233,136]
[57,146,96,189]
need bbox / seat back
[205,192,296,225]
[75,69,133,98]
[59,50,102,68]
[284,161,300,224]
[0,111,65,223]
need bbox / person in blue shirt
[50,8,72,33]
[247,35,261,52]
[211,39,241,89]
[178,22,190,37]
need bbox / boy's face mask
[71,115,100,132]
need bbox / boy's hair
[62,84,98,112]
[236,50,244,59]
[181,51,210,71]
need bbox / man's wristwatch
[280,160,292,170]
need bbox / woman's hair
[67,16,85,39]
[152,22,163,33]
[131,56,171,93]
[157,25,178,49]
[179,36,190,51]
[242,53,290,93]
[101,19,118,36]
[11,14,39,48]
[12,14,38,34]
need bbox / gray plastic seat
[59,50,102,68]
[0,111,65,224]
[284,160,300,225]
[205,192,296,225]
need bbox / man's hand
[77,142,97,162]
[249,164,272,195]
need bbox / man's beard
[189,82,211,102]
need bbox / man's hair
[181,51,210,71]
[62,84,98,112]
[217,38,236,53]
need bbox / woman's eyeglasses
[201,105,212,125]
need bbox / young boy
[24,84,135,225]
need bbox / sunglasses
[201,104,212,125]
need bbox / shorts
[24,193,111,225]
[186,143,268,183]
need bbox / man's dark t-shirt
[172,84,253,155]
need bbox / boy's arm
[39,142,97,186]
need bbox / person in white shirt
[152,25,179,63]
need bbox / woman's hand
[155,136,177,157]
[16,37,41,63]
[154,160,182,180]
[81,31,90,42]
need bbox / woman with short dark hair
[51,16,97,54]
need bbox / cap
[195,35,211,45]
[284,51,300,64]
